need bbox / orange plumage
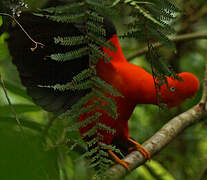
[79,35,199,169]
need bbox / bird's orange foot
[127,138,151,160]
[107,149,130,171]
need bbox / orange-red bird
[79,34,199,169]
[7,2,199,170]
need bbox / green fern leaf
[45,13,85,23]
[92,77,122,97]
[54,35,88,46]
[50,47,88,61]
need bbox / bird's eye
[170,86,176,92]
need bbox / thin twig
[0,73,24,133]
[0,12,45,51]
[128,32,207,61]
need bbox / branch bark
[128,32,207,61]
[106,59,207,179]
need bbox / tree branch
[128,32,207,61]
[106,59,207,179]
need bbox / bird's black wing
[7,12,89,113]
[7,7,116,113]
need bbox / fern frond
[146,5,175,22]
[150,0,180,12]
[51,80,92,91]
[62,92,94,119]
[98,149,109,157]
[87,0,105,10]
[87,11,104,23]
[50,47,88,61]
[61,104,95,124]
[86,137,98,148]
[85,146,100,157]
[40,2,84,14]
[119,0,178,48]
[91,77,122,97]
[89,44,108,60]
[97,123,116,134]
[66,112,99,132]
[83,125,97,138]
[99,157,112,165]
[88,32,105,45]
[54,35,88,46]
[71,68,96,84]
[93,90,118,119]
[44,13,85,23]
[80,113,101,128]
[87,0,116,17]
[133,3,164,27]
[121,30,146,40]
[87,21,106,36]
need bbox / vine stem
[0,73,24,134]
[0,12,45,51]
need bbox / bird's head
[159,72,199,108]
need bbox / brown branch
[106,59,207,179]
[128,32,207,61]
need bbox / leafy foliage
[121,0,178,45]
[119,0,180,100]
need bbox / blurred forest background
[0,0,207,179]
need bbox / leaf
[39,2,84,14]
[3,81,32,101]
[54,35,88,46]
[87,11,104,23]
[0,104,42,115]
[35,13,85,23]
[40,80,92,91]
[92,77,123,97]
[87,21,106,36]
[50,47,88,61]
[0,116,43,132]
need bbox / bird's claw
[128,138,151,160]
[117,159,130,172]
[108,149,131,171]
